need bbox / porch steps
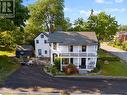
[79,69,88,74]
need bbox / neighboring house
[16,45,34,58]
[115,31,127,42]
[35,31,98,72]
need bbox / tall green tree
[0,31,16,50]
[87,10,118,41]
[27,0,64,33]
[0,18,16,32]
[12,0,29,27]
[62,17,72,31]
[69,18,88,31]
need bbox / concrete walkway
[100,43,127,62]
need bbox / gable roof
[35,32,49,40]
[49,31,98,45]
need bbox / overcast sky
[23,0,127,25]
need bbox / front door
[81,58,86,69]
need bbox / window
[41,34,44,38]
[82,45,86,52]
[45,50,47,54]
[44,40,47,44]
[69,45,73,52]
[53,43,57,50]
[36,40,39,44]
[88,58,91,60]
[38,49,42,55]
[70,58,73,64]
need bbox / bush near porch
[0,51,20,85]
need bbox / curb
[55,76,127,80]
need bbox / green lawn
[0,53,20,85]
[0,51,15,56]
[97,49,127,77]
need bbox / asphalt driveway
[101,43,127,62]
[1,65,127,94]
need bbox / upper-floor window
[53,43,57,50]
[69,45,73,52]
[41,34,44,38]
[44,40,47,44]
[82,45,86,52]
[36,40,39,44]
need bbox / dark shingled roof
[49,31,98,45]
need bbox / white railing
[59,52,97,57]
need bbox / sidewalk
[100,43,127,62]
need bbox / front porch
[60,57,97,71]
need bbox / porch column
[78,58,80,69]
[78,46,80,57]
[69,58,70,64]
[60,58,63,71]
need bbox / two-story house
[35,31,98,72]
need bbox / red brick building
[116,32,127,42]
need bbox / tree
[87,9,98,31]
[0,18,16,32]
[0,31,16,50]
[11,0,29,27]
[62,17,72,31]
[69,18,88,31]
[119,25,127,31]
[87,10,118,41]
[27,0,64,32]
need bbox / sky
[22,0,127,25]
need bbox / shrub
[63,64,79,75]
[122,42,127,51]
[54,57,61,71]
[91,61,101,73]
[50,65,58,76]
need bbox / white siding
[87,45,98,52]
[35,33,50,57]
[59,45,68,52]
[73,46,79,52]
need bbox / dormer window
[41,34,44,38]
[53,43,57,50]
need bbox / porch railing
[59,52,97,57]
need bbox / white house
[35,31,98,72]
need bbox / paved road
[0,66,127,94]
[101,43,127,61]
